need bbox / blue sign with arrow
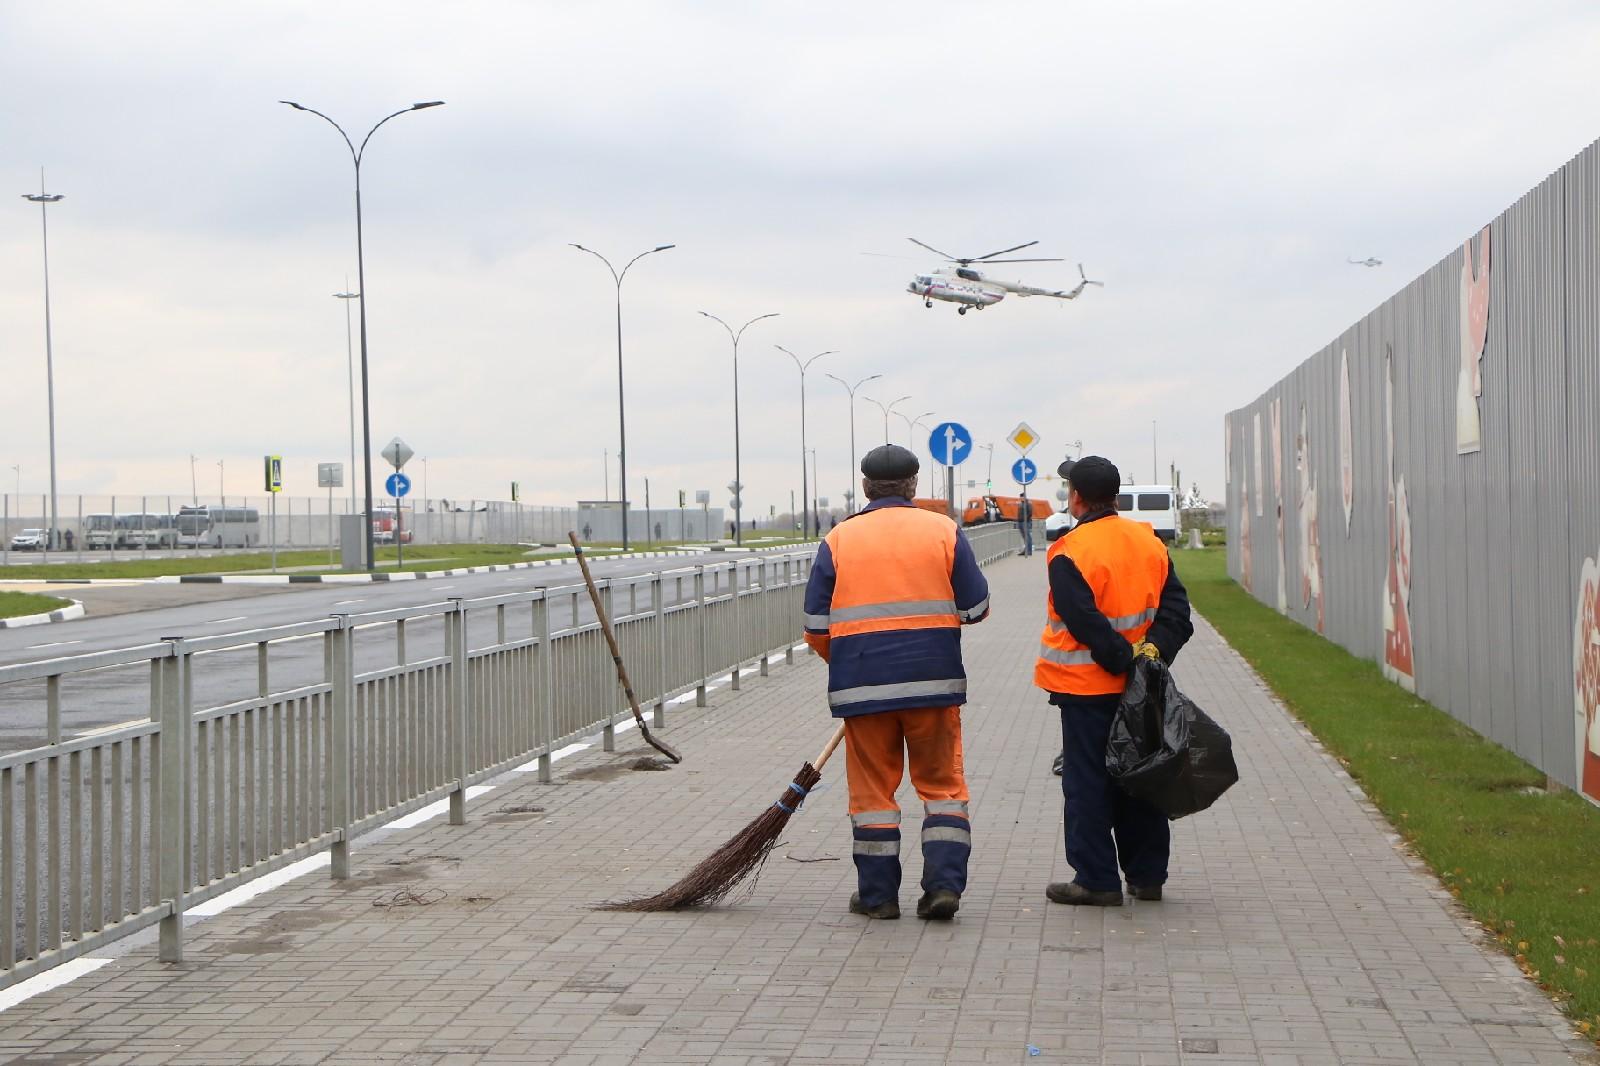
[1011,457,1038,486]
[928,421,972,466]
[386,472,412,498]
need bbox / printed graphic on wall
[1576,548,1600,804]
[1382,345,1415,691]
[1339,349,1354,534]
[1225,415,1232,487]
[1253,413,1264,517]
[1456,225,1492,455]
[1271,398,1287,613]
[1297,403,1324,632]
[1239,422,1253,593]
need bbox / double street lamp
[22,172,63,551]
[896,410,936,495]
[281,98,444,570]
[863,394,911,445]
[700,311,778,546]
[775,346,834,538]
[824,372,880,514]
[571,243,675,551]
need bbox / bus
[84,513,121,550]
[176,505,261,548]
[123,513,179,549]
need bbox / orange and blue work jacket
[1033,507,1192,698]
[803,498,990,717]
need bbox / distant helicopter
[900,239,1103,315]
[1347,256,1383,268]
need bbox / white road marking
[332,599,365,606]
[432,585,455,591]
[204,616,248,625]
[26,640,81,650]
[0,958,114,1012]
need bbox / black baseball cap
[1066,455,1120,502]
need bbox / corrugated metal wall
[1226,137,1600,806]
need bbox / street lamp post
[189,455,198,504]
[282,98,444,571]
[895,410,935,495]
[775,346,834,538]
[334,285,359,513]
[863,394,912,445]
[700,311,778,546]
[980,443,995,492]
[825,372,880,511]
[22,172,63,551]
[571,243,675,551]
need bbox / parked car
[9,528,48,551]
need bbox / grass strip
[0,591,71,620]
[1172,548,1600,1041]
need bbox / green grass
[1172,548,1600,1041]
[0,591,70,620]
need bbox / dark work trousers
[1057,693,1170,892]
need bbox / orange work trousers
[843,706,969,827]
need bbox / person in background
[1034,456,1193,906]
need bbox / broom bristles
[596,761,824,911]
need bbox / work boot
[1051,752,1064,776]
[1126,882,1163,901]
[1046,882,1122,907]
[916,889,960,921]
[848,892,900,920]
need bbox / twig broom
[567,531,682,764]
[597,721,846,911]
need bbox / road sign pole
[271,492,277,573]
[395,482,404,568]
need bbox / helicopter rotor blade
[907,237,959,260]
[972,241,1040,261]
[977,257,1064,264]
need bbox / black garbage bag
[1106,657,1238,819]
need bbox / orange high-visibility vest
[825,505,961,640]
[1034,514,1169,696]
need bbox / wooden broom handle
[812,722,847,771]
[567,531,647,727]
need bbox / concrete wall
[1226,137,1600,807]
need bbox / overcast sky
[3,2,1599,516]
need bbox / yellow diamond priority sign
[1007,422,1039,455]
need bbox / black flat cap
[861,444,919,480]
[1067,455,1120,501]
[1057,459,1076,480]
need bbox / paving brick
[0,555,1590,1064]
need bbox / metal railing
[0,525,1023,987]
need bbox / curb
[0,542,822,588]
[0,599,86,629]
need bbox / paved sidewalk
[0,555,1588,1065]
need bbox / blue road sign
[386,472,412,498]
[928,421,973,466]
[1011,457,1038,486]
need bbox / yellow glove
[1131,640,1161,661]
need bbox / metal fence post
[535,592,553,784]
[759,559,771,678]
[601,581,616,753]
[784,558,795,665]
[328,615,353,879]
[652,573,666,728]
[730,564,742,692]
[156,638,188,963]
[447,598,468,825]
[694,566,708,707]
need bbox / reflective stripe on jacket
[803,498,990,717]
[1034,513,1169,696]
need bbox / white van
[1115,484,1179,542]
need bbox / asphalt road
[0,550,810,752]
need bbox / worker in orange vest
[804,444,991,921]
[1035,456,1193,906]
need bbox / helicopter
[1347,256,1383,268]
[902,239,1103,314]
